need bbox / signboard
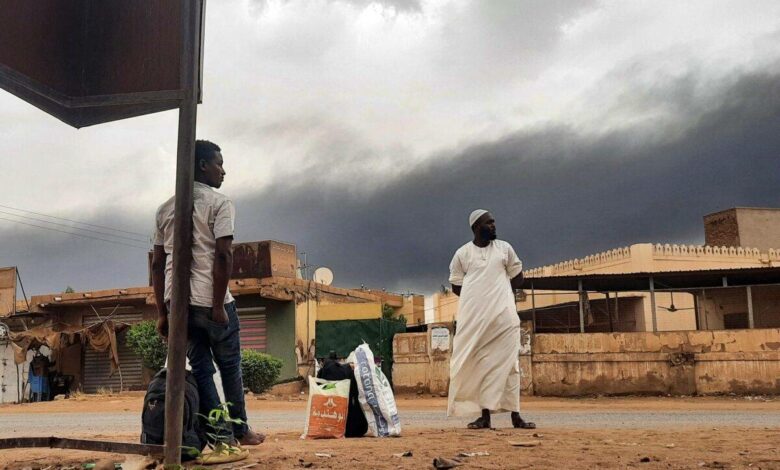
[0,267,17,318]
[430,326,450,352]
[0,1,204,128]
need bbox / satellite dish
[312,267,334,286]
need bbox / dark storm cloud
[3,71,779,296]
[249,0,422,14]
[230,71,780,293]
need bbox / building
[19,276,385,394]
[2,240,406,398]
[399,208,780,397]
[704,207,780,251]
[431,289,459,324]
[431,208,780,333]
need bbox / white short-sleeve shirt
[153,181,235,307]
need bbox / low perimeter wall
[393,328,780,396]
[533,328,780,396]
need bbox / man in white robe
[447,209,536,429]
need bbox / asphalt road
[1,409,778,438]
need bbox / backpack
[140,368,205,459]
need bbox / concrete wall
[431,291,459,323]
[705,207,780,251]
[393,328,780,397]
[396,295,425,326]
[392,324,453,395]
[393,321,534,396]
[735,208,780,252]
[533,329,780,396]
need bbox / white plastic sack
[352,343,401,437]
[301,376,350,439]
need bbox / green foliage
[240,350,283,394]
[126,320,167,371]
[197,402,245,455]
[382,303,407,326]
[64,286,75,293]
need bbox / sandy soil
[2,427,779,470]
[1,394,779,469]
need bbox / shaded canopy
[9,320,128,373]
[526,267,780,292]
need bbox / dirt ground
[1,394,779,469]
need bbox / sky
[2,0,780,297]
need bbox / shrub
[126,320,167,372]
[240,350,283,394]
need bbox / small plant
[240,350,283,394]
[126,320,168,372]
[201,402,244,457]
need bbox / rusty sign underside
[0,1,201,128]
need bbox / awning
[525,266,780,292]
[9,320,128,373]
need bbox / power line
[0,208,148,243]
[0,203,148,238]
[0,216,149,250]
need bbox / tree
[64,286,75,293]
[126,321,168,371]
[382,303,407,326]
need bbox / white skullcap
[469,209,489,228]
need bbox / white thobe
[447,239,523,417]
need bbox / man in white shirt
[152,140,263,446]
[447,209,536,430]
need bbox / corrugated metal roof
[525,266,780,292]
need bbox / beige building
[431,208,780,333]
[704,207,780,251]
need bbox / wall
[393,328,780,397]
[698,285,780,330]
[396,295,425,326]
[704,209,740,247]
[735,208,780,252]
[393,322,534,396]
[237,296,298,381]
[533,329,780,396]
[0,340,21,403]
[393,324,453,395]
[640,292,697,332]
[432,291,459,323]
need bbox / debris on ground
[532,433,544,438]
[432,457,464,469]
[458,451,490,457]
[392,451,413,458]
[314,453,332,458]
[508,440,541,447]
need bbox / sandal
[512,415,536,429]
[466,417,491,429]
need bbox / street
[1,394,779,469]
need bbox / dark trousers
[186,301,249,438]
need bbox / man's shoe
[238,428,265,446]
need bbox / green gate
[315,318,406,385]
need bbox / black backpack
[140,368,205,459]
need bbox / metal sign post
[0,0,207,464]
[164,0,202,463]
